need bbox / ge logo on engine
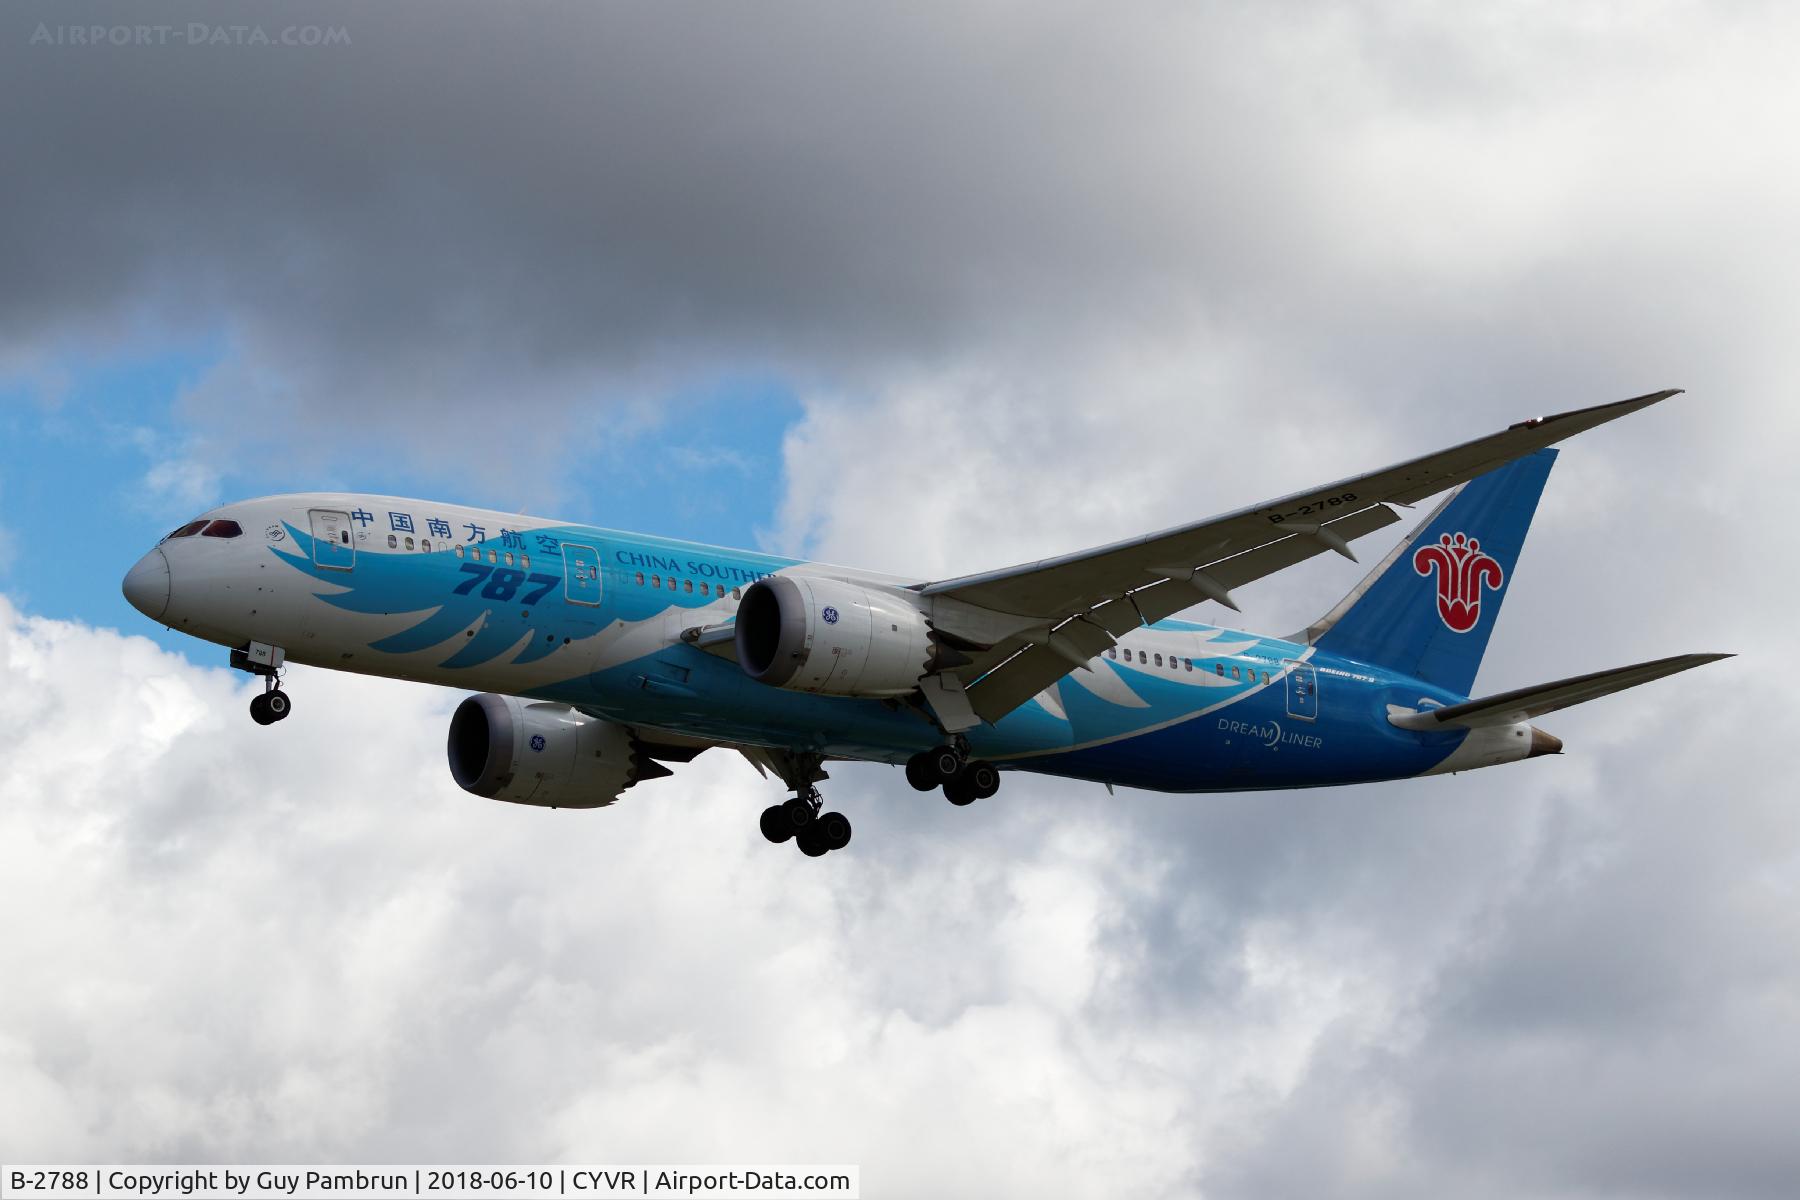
[529,734,546,752]
[821,605,840,624]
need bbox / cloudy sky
[3,2,1798,1196]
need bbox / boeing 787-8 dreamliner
[122,389,1725,856]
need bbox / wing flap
[1388,652,1732,730]
[963,505,1401,720]
[970,642,1083,724]
[1130,504,1402,627]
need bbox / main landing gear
[758,751,853,857]
[906,742,1001,806]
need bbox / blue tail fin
[1305,449,1557,696]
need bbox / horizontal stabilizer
[1389,652,1732,730]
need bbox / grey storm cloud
[10,0,1787,456]
[4,2,1262,393]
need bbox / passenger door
[309,509,355,571]
[562,543,603,606]
[1284,661,1319,721]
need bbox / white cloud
[141,456,222,515]
[2,594,1796,1195]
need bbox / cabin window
[1137,650,1146,664]
[1154,653,1163,667]
[487,549,498,564]
[421,539,432,552]
[166,519,209,540]
[200,519,242,538]
[683,578,693,594]
[1184,658,1193,671]
[699,581,711,597]
[1215,663,1224,676]
[1231,665,1241,679]
[387,534,398,549]
[1106,648,1116,660]
[522,554,531,569]
[1262,671,1271,684]
[404,536,415,550]
[732,587,742,600]
[651,574,661,589]
[504,551,515,567]
[636,571,645,586]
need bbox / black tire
[928,746,962,782]
[265,690,291,722]
[796,825,830,857]
[760,804,795,844]
[781,796,816,829]
[817,811,852,851]
[967,760,1000,799]
[944,773,978,806]
[904,753,938,792]
[249,693,275,725]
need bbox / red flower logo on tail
[1413,532,1504,633]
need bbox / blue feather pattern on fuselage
[267,520,1472,790]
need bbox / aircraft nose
[122,547,171,622]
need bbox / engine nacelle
[736,574,934,696]
[447,693,648,809]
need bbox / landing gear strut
[233,643,293,726]
[757,751,853,857]
[906,741,1001,806]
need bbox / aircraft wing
[926,389,1681,725]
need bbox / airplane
[121,389,1726,857]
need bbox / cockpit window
[165,520,209,540]
[200,519,243,538]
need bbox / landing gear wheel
[760,804,796,844]
[816,811,853,851]
[966,760,1000,800]
[944,773,978,806]
[249,693,275,725]
[927,746,962,782]
[796,824,831,857]
[264,690,291,722]
[781,795,817,831]
[905,753,940,792]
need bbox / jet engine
[446,693,655,808]
[735,575,937,696]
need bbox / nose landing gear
[248,676,293,725]
[233,642,292,725]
